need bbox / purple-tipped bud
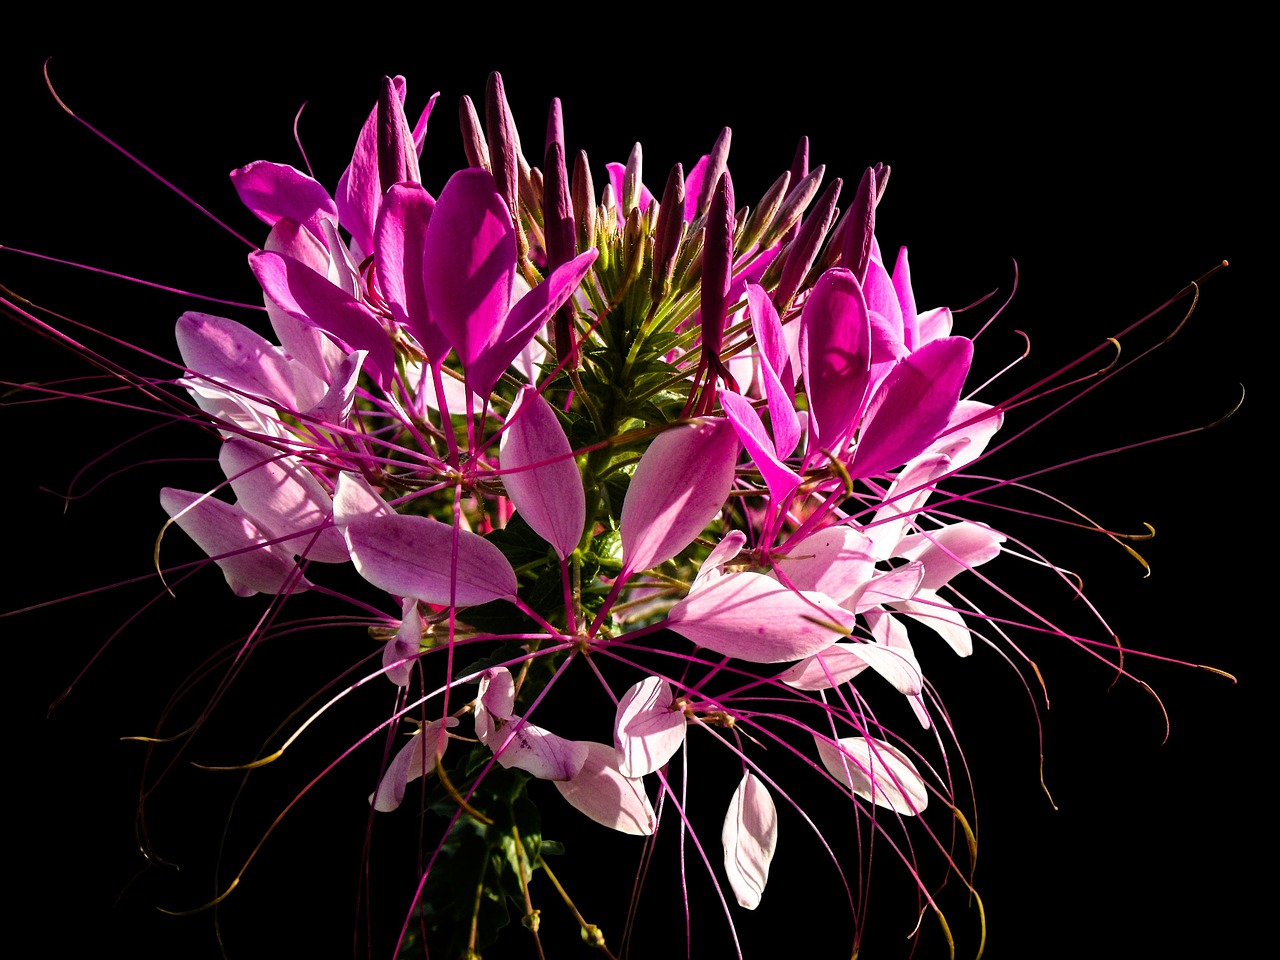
[622,207,646,289]
[622,142,643,215]
[842,166,878,284]
[545,141,577,365]
[377,76,420,194]
[545,97,565,155]
[784,136,809,244]
[673,224,705,294]
[695,127,732,219]
[572,150,596,253]
[739,170,790,253]
[700,173,736,385]
[773,177,842,314]
[485,72,527,257]
[599,182,619,242]
[650,162,686,302]
[459,95,491,171]
[758,165,825,250]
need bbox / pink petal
[554,741,656,836]
[335,76,413,259]
[848,336,974,480]
[666,571,856,663]
[774,525,877,604]
[815,735,929,815]
[160,488,309,597]
[466,248,596,400]
[369,717,458,812]
[175,311,296,408]
[500,386,585,560]
[421,168,516,383]
[720,388,801,503]
[249,250,395,390]
[722,772,778,909]
[218,438,348,563]
[614,677,686,777]
[489,716,589,782]
[374,181,449,364]
[799,268,871,452]
[344,514,517,606]
[230,161,337,242]
[778,643,871,690]
[619,418,739,577]
[897,522,1005,591]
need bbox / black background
[3,26,1264,960]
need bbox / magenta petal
[848,336,975,480]
[619,418,739,577]
[422,168,516,382]
[160,488,309,597]
[554,741,656,836]
[230,161,338,241]
[614,677,686,777]
[720,388,800,503]
[336,75,410,258]
[500,386,585,559]
[249,250,395,389]
[375,182,449,363]
[799,268,871,453]
[344,514,517,606]
[721,772,778,909]
[467,248,597,399]
[666,571,856,663]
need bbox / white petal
[722,772,778,909]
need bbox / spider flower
[3,64,1242,960]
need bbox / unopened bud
[621,142,643,215]
[694,126,732,219]
[739,170,790,252]
[572,150,596,253]
[759,164,825,250]
[458,95,490,171]
[773,177,841,314]
[650,162,686,302]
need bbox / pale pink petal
[619,418,739,577]
[692,530,749,590]
[667,571,856,663]
[897,522,1005,591]
[774,525,877,604]
[175,312,296,408]
[722,772,778,909]
[815,735,929,815]
[500,386,585,560]
[554,741,656,835]
[370,717,458,812]
[720,388,801,503]
[778,643,871,690]
[160,488,309,597]
[383,598,422,687]
[614,677,686,777]
[474,667,516,744]
[218,438,348,563]
[489,716,589,781]
[344,514,517,606]
[893,592,975,656]
[249,250,395,389]
[847,562,924,612]
[332,472,394,526]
